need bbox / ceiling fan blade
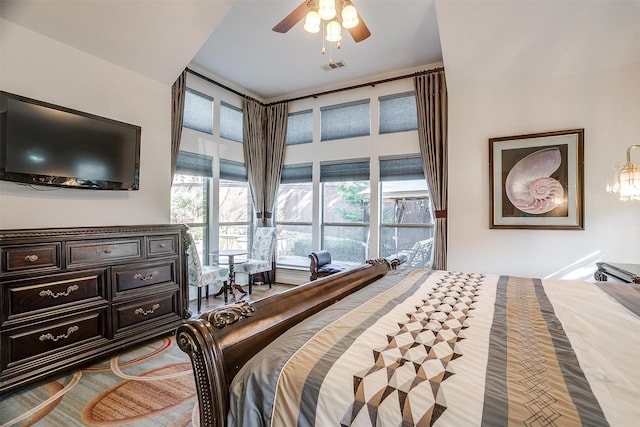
[347,13,371,42]
[272,1,309,33]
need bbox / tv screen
[0,91,141,190]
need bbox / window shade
[219,159,247,181]
[320,158,370,182]
[281,163,313,183]
[286,110,313,145]
[379,92,418,134]
[320,99,370,141]
[220,102,243,142]
[175,151,213,177]
[379,156,425,181]
[183,88,213,134]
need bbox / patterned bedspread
[228,268,640,426]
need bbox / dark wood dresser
[594,262,640,284]
[0,224,189,394]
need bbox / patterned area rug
[0,335,197,427]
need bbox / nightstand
[594,262,640,284]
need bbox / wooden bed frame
[176,258,393,427]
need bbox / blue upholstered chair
[238,227,277,294]
[186,232,229,312]
[308,250,347,281]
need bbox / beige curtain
[263,103,288,226]
[242,100,289,227]
[414,71,448,270]
[170,70,187,184]
[243,99,266,223]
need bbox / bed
[176,259,640,427]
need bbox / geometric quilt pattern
[511,278,563,426]
[341,271,485,426]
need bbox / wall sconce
[606,145,640,201]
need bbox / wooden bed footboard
[176,259,391,427]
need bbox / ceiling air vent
[322,61,345,71]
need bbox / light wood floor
[188,282,295,317]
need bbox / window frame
[170,154,212,263]
[378,91,418,134]
[218,159,253,254]
[275,163,314,269]
[183,88,214,135]
[320,159,371,264]
[378,155,434,268]
[286,109,314,145]
[219,101,244,143]
[320,99,371,142]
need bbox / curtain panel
[171,70,187,185]
[262,103,288,226]
[414,71,448,270]
[243,99,266,223]
[242,100,289,227]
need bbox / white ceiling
[0,0,232,87]
[1,0,639,102]
[0,0,441,101]
[190,0,442,100]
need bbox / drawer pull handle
[40,285,79,299]
[135,304,160,316]
[133,271,159,281]
[39,326,79,342]
[25,254,39,262]
[103,247,112,254]
[159,243,166,248]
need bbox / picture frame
[489,129,584,229]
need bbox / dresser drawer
[2,269,108,324]
[112,260,177,296]
[147,235,179,257]
[1,243,61,275]
[67,239,142,266]
[112,291,181,334]
[1,309,108,370]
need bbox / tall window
[379,156,433,268]
[170,151,212,261]
[286,109,313,145]
[219,159,252,253]
[220,102,243,142]
[320,159,370,264]
[183,88,213,134]
[275,163,313,268]
[379,92,418,134]
[320,99,370,141]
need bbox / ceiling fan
[272,0,371,43]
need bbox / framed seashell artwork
[489,128,584,229]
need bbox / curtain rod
[185,66,444,106]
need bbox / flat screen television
[0,91,141,190]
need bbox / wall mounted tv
[0,91,141,190]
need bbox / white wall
[0,19,171,229]
[447,62,640,280]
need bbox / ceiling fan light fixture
[273,0,369,66]
[326,20,342,42]
[304,10,321,33]
[318,0,337,21]
[341,3,359,29]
